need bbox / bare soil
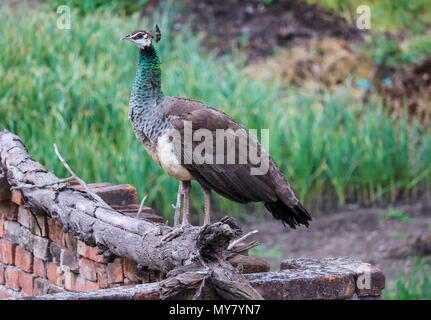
[168,0,363,61]
[242,200,431,284]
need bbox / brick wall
[0,183,166,298]
[0,180,384,300]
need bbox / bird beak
[120,34,131,41]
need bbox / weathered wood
[0,129,262,300]
[18,283,161,300]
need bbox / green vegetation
[1,4,430,221]
[380,209,415,224]
[305,0,431,33]
[49,0,148,15]
[384,258,431,299]
[249,245,283,260]
[306,0,431,68]
[386,231,408,240]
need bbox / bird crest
[150,25,161,43]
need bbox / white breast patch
[156,132,193,181]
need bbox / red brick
[32,235,50,261]
[33,277,51,296]
[79,258,97,281]
[15,246,33,272]
[76,240,86,256]
[112,204,163,223]
[0,214,4,238]
[123,259,139,282]
[355,265,386,297]
[73,184,139,206]
[64,271,76,291]
[0,239,17,265]
[95,259,123,288]
[95,264,109,288]
[250,279,283,300]
[60,249,79,272]
[5,267,19,290]
[77,241,104,263]
[33,258,46,278]
[229,255,270,274]
[17,206,30,228]
[18,271,35,296]
[48,219,65,247]
[47,285,64,294]
[47,262,62,285]
[0,176,11,201]
[0,200,18,221]
[63,232,77,252]
[75,276,99,292]
[85,280,99,291]
[0,265,4,285]
[74,276,86,291]
[11,190,23,205]
[107,259,124,283]
[49,242,61,265]
[30,214,48,237]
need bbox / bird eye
[133,33,143,40]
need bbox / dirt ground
[167,0,364,60]
[242,200,431,285]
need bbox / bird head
[121,25,161,49]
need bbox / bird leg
[181,181,191,226]
[172,182,182,227]
[202,186,211,225]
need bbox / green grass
[380,209,415,224]
[1,4,431,221]
[384,258,431,300]
[249,245,283,260]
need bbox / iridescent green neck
[132,45,163,102]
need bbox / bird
[121,26,312,229]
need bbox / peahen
[121,26,311,228]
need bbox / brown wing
[165,97,312,228]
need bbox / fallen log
[0,129,262,300]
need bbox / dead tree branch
[0,129,262,300]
